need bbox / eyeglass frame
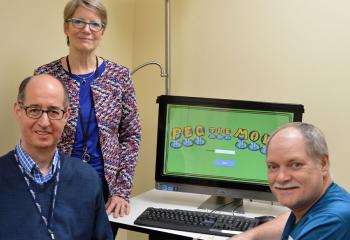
[19,103,67,120]
[65,18,105,32]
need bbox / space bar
[209,228,242,236]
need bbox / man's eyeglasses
[65,18,105,32]
[19,104,66,120]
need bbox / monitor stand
[198,196,244,214]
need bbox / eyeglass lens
[25,107,64,120]
[69,18,103,31]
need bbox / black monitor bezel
[155,95,304,194]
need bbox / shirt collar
[15,143,60,180]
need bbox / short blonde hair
[64,0,107,26]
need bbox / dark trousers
[103,179,119,238]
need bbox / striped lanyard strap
[14,153,61,240]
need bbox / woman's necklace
[66,56,98,84]
[74,71,96,84]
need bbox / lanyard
[79,107,93,162]
[66,55,99,162]
[14,153,61,240]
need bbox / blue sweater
[0,151,113,240]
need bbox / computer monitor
[155,95,304,212]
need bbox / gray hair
[267,122,329,163]
[17,75,70,110]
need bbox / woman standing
[35,0,141,220]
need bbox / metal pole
[130,1,170,95]
[165,0,171,95]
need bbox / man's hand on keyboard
[229,212,290,240]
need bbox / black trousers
[103,179,119,238]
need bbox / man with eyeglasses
[0,74,113,240]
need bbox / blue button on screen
[215,159,235,167]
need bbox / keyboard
[134,207,262,237]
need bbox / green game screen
[163,104,294,186]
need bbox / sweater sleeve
[92,179,114,239]
[110,69,141,200]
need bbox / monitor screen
[155,95,304,211]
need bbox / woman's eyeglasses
[65,18,105,32]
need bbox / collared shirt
[15,143,60,184]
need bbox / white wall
[170,0,350,189]
[133,0,350,198]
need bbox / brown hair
[17,75,70,110]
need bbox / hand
[105,195,130,218]
[229,211,290,240]
[229,231,255,240]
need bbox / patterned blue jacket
[35,58,141,200]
